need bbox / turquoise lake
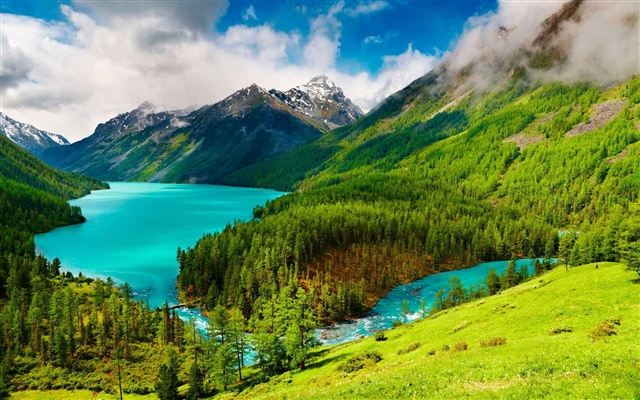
[36,182,549,351]
[35,182,284,327]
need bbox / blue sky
[0,0,497,140]
[2,0,496,76]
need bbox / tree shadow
[305,353,349,371]
[630,277,640,284]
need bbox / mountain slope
[178,66,640,324]
[230,263,639,399]
[0,112,69,155]
[0,133,107,293]
[40,77,362,183]
[179,0,640,326]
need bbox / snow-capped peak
[270,75,364,127]
[0,112,69,154]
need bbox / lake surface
[35,182,284,327]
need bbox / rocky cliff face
[270,75,364,129]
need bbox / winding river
[36,183,544,349]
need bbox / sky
[0,0,498,141]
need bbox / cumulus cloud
[303,2,344,70]
[340,44,439,110]
[446,0,640,88]
[345,1,390,17]
[0,35,34,91]
[242,5,258,21]
[1,1,435,141]
[72,0,229,34]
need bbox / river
[36,182,546,350]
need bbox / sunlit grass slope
[223,263,639,399]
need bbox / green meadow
[224,263,639,399]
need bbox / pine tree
[215,343,235,390]
[228,307,247,381]
[485,267,501,295]
[53,327,69,367]
[186,361,204,400]
[399,299,411,323]
[156,346,180,400]
[419,298,429,318]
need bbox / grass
[12,263,640,399]
[10,390,157,399]
[223,263,640,399]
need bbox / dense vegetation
[179,74,640,334]
[225,263,639,399]
[3,58,640,399]
[0,136,107,291]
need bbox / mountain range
[38,75,363,183]
[0,112,69,155]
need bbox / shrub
[397,342,421,355]
[480,337,507,347]
[591,319,619,340]
[392,320,403,328]
[441,344,450,351]
[374,331,387,341]
[550,326,573,335]
[454,342,468,352]
[450,320,471,334]
[337,351,383,373]
[427,349,437,356]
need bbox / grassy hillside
[225,263,639,399]
[12,262,638,399]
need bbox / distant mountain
[40,76,361,183]
[0,113,69,155]
[270,75,364,128]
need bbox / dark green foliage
[187,361,204,400]
[432,259,555,313]
[374,331,387,342]
[337,351,382,373]
[550,326,574,335]
[156,348,180,400]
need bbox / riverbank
[228,262,639,399]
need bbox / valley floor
[12,263,639,399]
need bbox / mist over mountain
[445,0,639,89]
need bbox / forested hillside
[178,72,640,339]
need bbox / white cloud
[338,44,439,111]
[242,5,257,21]
[345,1,389,17]
[303,2,344,70]
[364,35,382,44]
[445,1,639,89]
[363,30,397,45]
[0,2,435,141]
